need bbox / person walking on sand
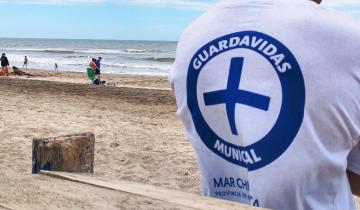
[23,56,28,69]
[54,63,59,71]
[170,0,360,209]
[1,53,10,76]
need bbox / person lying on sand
[12,66,33,77]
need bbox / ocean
[0,38,177,76]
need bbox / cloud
[0,0,216,10]
[124,0,215,10]
[323,0,360,7]
[1,0,360,13]
[322,0,360,18]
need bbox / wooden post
[32,133,95,174]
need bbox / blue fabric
[95,60,101,69]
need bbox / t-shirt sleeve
[348,142,360,175]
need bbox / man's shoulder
[307,7,360,34]
[181,4,360,44]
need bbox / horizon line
[0,37,178,42]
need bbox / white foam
[78,49,149,55]
[1,47,151,55]
[1,39,175,76]
[103,62,172,70]
[2,47,76,53]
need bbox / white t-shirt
[170,0,360,209]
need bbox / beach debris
[106,83,116,87]
[32,132,95,174]
[109,142,120,148]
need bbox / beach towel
[87,68,95,83]
[12,66,33,76]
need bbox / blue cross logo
[204,57,271,136]
[187,31,305,170]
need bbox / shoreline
[7,68,171,90]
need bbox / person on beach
[12,66,33,77]
[1,53,10,76]
[54,63,59,71]
[170,0,360,209]
[94,57,102,85]
[88,58,98,84]
[89,58,97,73]
[23,56,28,69]
[95,57,102,75]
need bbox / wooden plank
[39,170,266,210]
[0,204,14,210]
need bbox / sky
[0,0,359,41]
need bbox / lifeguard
[170,0,360,209]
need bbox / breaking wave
[143,57,175,63]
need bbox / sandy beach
[0,69,359,209]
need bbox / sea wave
[6,54,81,65]
[102,62,172,70]
[143,57,175,63]
[6,53,171,70]
[78,49,152,55]
[1,47,162,55]
[2,48,76,54]
[43,50,76,54]
[65,55,91,59]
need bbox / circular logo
[187,31,305,171]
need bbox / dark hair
[92,58,96,62]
